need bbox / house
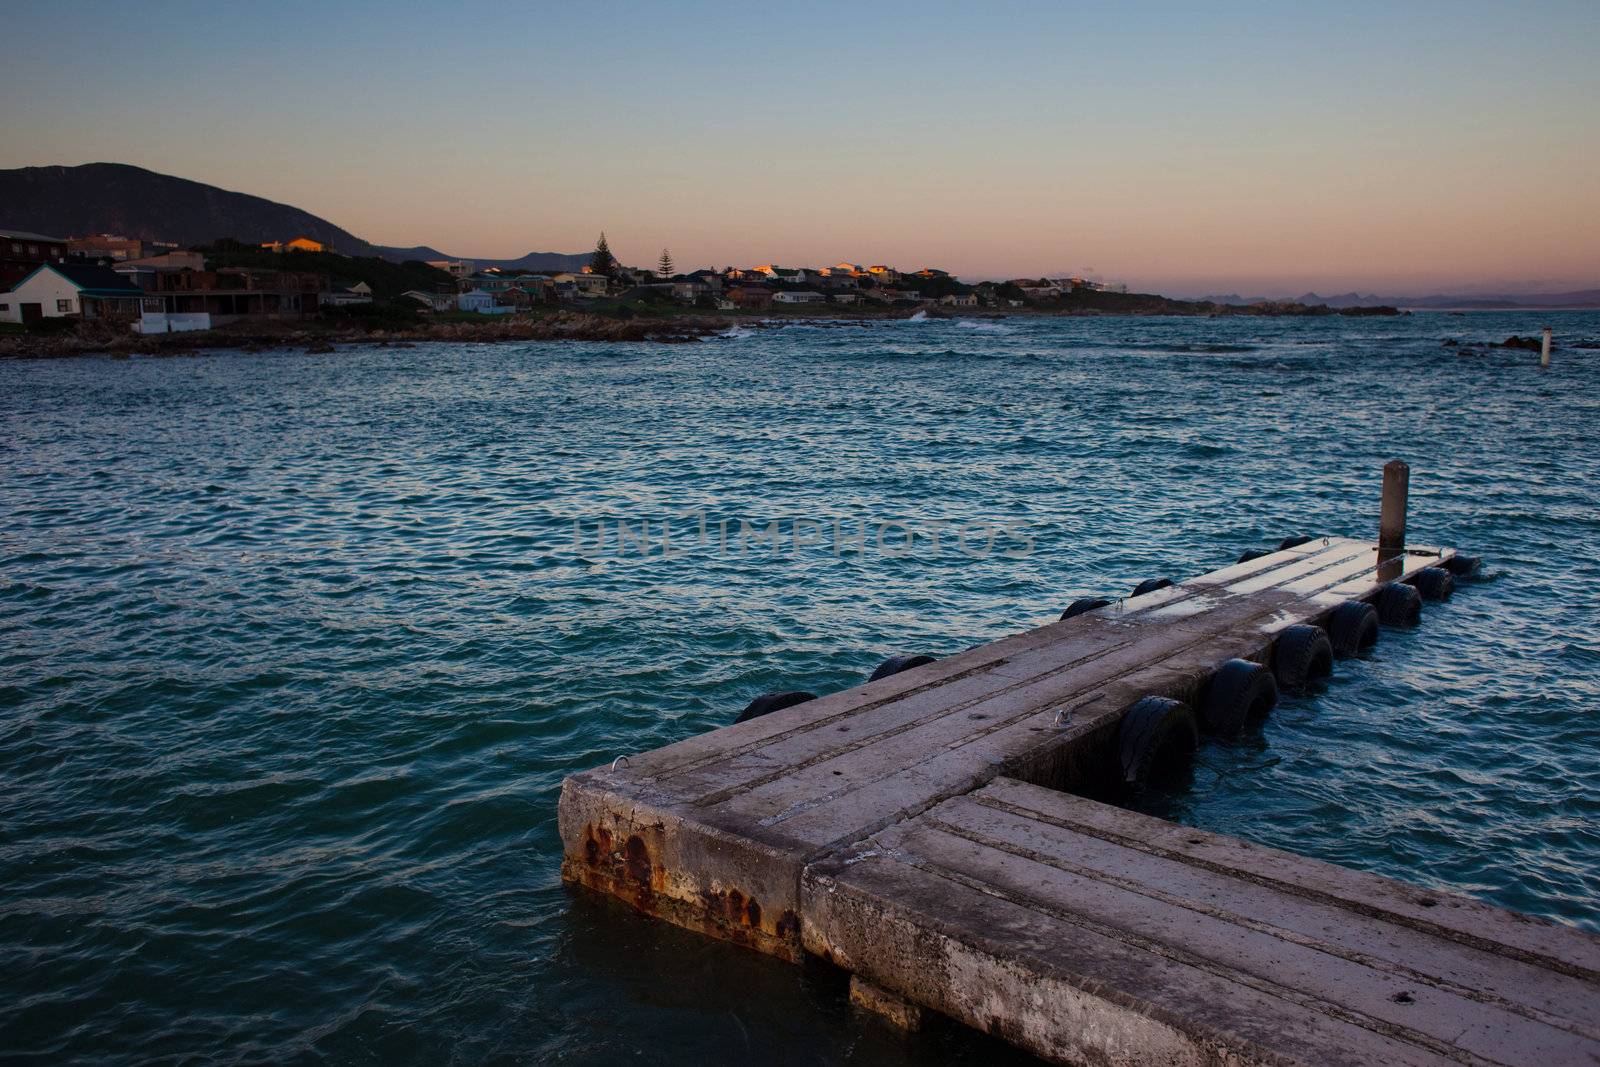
[915,268,951,279]
[68,234,148,261]
[123,250,206,272]
[754,265,813,285]
[0,262,144,324]
[131,267,330,332]
[494,285,541,309]
[940,293,978,307]
[1,227,69,289]
[727,285,774,309]
[426,259,470,279]
[261,237,328,254]
[824,262,865,276]
[672,280,711,303]
[557,272,610,297]
[867,265,899,282]
[400,290,454,312]
[772,290,825,304]
[323,281,374,306]
[831,292,861,305]
[457,289,511,313]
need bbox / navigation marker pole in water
[1379,458,1408,562]
[1541,326,1552,368]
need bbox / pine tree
[589,232,616,277]
[657,248,674,278]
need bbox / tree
[590,232,616,277]
[657,248,674,278]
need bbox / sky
[4,0,1597,296]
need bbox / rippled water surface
[4,312,1598,1064]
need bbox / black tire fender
[1272,624,1334,693]
[1236,548,1270,563]
[1375,581,1422,627]
[1059,597,1111,621]
[1412,566,1455,601]
[1327,600,1379,658]
[1131,577,1174,597]
[735,690,816,724]
[1118,696,1199,784]
[868,654,937,682]
[1277,535,1317,551]
[1442,554,1481,578]
[1200,659,1277,736]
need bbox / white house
[324,281,374,307]
[0,262,144,324]
[457,289,511,314]
[773,290,825,304]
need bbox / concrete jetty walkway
[559,535,1600,1064]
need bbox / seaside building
[0,227,69,289]
[726,285,774,308]
[0,262,144,324]
[400,290,454,312]
[772,290,825,304]
[66,234,177,262]
[323,281,374,307]
[130,267,330,332]
[457,289,512,314]
[426,259,471,280]
[260,237,329,254]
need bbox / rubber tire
[1442,554,1481,578]
[1119,696,1198,784]
[736,690,816,724]
[1200,659,1277,737]
[868,654,937,682]
[1131,578,1174,597]
[1375,581,1422,627]
[1278,535,1317,551]
[1412,566,1455,601]
[1060,597,1111,621]
[1237,548,1270,563]
[1272,624,1334,694]
[1327,600,1379,658]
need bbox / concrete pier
[805,778,1600,1066]
[558,535,1600,1063]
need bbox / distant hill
[1207,288,1600,309]
[0,162,587,270]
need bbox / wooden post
[1541,327,1552,368]
[1379,460,1408,560]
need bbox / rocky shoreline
[0,311,734,360]
[0,299,1403,359]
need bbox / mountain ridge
[0,162,587,271]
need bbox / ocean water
[3,312,1598,1064]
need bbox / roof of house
[0,228,68,243]
[17,262,145,296]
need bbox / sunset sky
[4,1,1597,295]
